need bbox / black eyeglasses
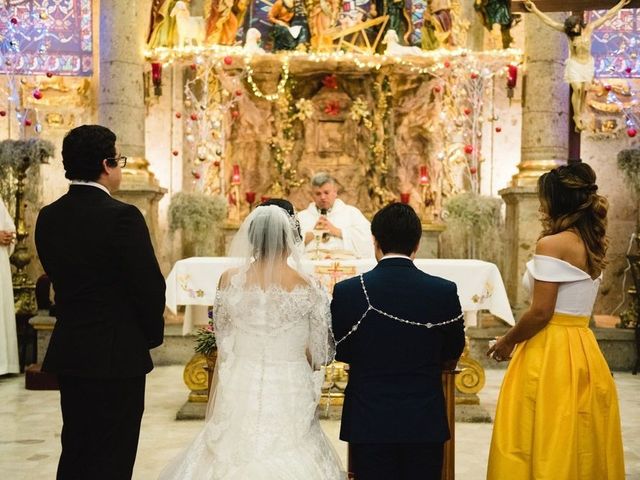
[105,155,127,168]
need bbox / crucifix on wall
[512,0,636,158]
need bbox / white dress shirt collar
[70,180,111,196]
[380,254,412,261]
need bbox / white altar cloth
[166,257,514,334]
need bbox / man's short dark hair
[62,125,117,181]
[371,203,421,256]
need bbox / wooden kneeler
[346,370,458,479]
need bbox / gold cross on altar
[314,262,358,293]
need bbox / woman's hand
[487,336,515,363]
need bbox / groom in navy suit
[331,203,465,480]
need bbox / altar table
[166,257,514,334]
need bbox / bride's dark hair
[538,162,608,275]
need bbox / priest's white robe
[298,199,374,258]
[0,199,19,374]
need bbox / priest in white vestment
[298,172,374,258]
[0,198,19,374]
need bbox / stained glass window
[0,0,92,76]
[591,8,640,78]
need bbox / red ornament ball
[235,90,242,97]
[433,85,442,93]
[172,150,179,156]
[231,110,240,119]
[190,64,197,70]
[495,126,502,133]
[213,160,220,167]
[464,144,474,154]
[175,112,182,119]
[469,166,478,174]
[604,84,612,92]
[191,171,201,179]
[24,119,32,127]
[470,72,479,79]
[190,113,198,121]
[46,72,53,78]
[10,17,18,25]
[223,56,233,65]
[33,90,43,100]
[627,128,637,138]
[444,61,451,68]
[626,67,633,74]
[463,108,472,115]
[0,111,6,117]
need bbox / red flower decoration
[322,75,338,89]
[324,101,340,116]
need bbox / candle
[231,164,241,184]
[419,166,429,186]
[245,191,256,204]
[400,193,410,204]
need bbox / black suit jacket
[331,257,465,444]
[35,185,166,378]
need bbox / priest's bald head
[310,172,339,211]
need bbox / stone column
[512,13,569,187]
[99,0,166,249]
[500,14,569,317]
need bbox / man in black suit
[331,202,465,480]
[35,125,166,480]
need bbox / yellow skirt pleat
[487,313,625,480]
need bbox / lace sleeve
[308,283,336,370]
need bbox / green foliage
[441,192,505,267]
[0,138,54,214]
[194,318,217,356]
[168,192,227,256]
[617,148,640,197]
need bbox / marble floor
[1,367,639,479]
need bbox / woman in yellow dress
[487,162,625,479]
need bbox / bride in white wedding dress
[160,202,345,479]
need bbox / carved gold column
[512,12,569,187]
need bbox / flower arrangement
[440,192,504,267]
[617,148,640,197]
[168,191,227,256]
[0,138,54,214]
[195,316,217,356]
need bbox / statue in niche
[474,0,520,49]
[205,0,249,44]
[268,0,311,50]
[523,0,630,130]
[373,0,413,45]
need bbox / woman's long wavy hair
[538,163,609,276]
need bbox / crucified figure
[524,0,630,130]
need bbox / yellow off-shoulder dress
[487,255,625,480]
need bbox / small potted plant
[194,312,217,394]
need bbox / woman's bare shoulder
[537,231,588,270]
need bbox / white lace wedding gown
[159,283,345,479]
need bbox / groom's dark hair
[371,203,421,256]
